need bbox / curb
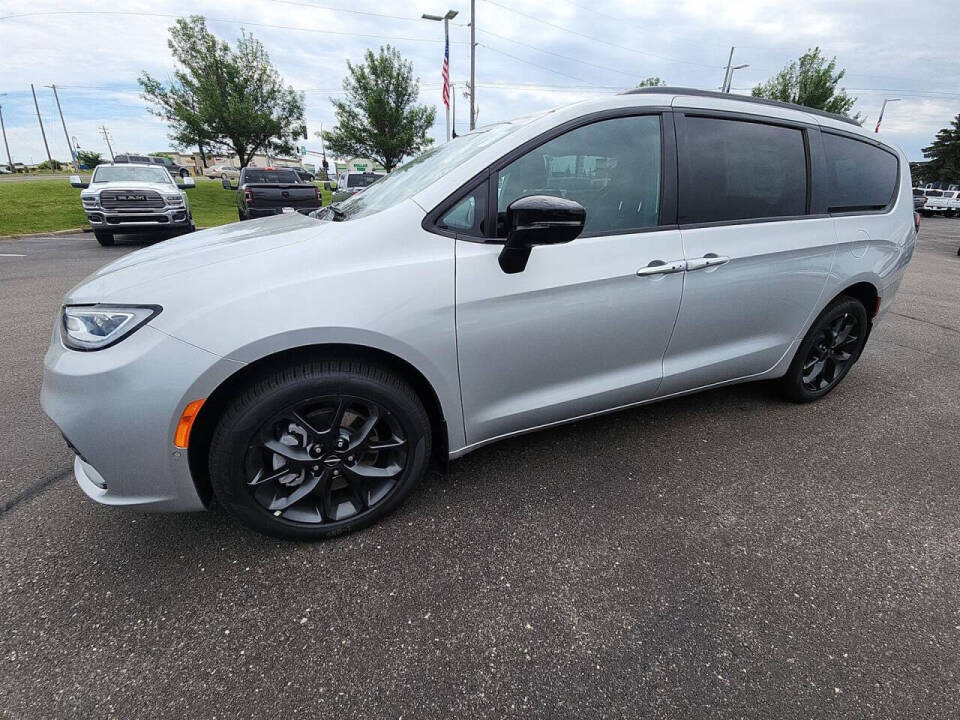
[0,227,89,241]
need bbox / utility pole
[31,83,54,167]
[470,0,476,130]
[46,84,75,167]
[721,47,735,93]
[99,125,115,161]
[0,95,13,172]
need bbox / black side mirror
[222,178,236,190]
[499,195,586,274]
[69,174,89,189]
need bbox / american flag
[441,35,450,108]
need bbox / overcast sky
[1,0,956,166]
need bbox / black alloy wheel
[781,296,869,403]
[244,395,408,525]
[800,312,862,392]
[209,359,431,539]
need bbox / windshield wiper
[327,204,346,221]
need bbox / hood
[66,212,327,302]
[86,181,182,194]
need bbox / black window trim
[422,106,677,243]
[819,128,901,216]
[674,109,817,230]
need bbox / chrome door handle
[636,259,686,277]
[685,253,730,272]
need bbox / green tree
[752,47,860,121]
[635,77,666,88]
[139,16,306,167]
[77,150,103,168]
[920,115,960,183]
[322,46,436,172]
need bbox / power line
[480,0,720,69]
[476,28,638,80]
[478,43,591,83]
[0,11,465,44]
[259,0,424,23]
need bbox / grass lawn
[0,178,334,237]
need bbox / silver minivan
[42,88,917,539]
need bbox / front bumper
[41,322,241,512]
[85,206,191,232]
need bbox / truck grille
[100,189,165,209]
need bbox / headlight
[81,195,99,207]
[164,194,184,206]
[61,304,161,351]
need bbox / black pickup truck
[225,167,322,220]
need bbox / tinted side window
[680,117,807,224]
[496,114,661,237]
[823,133,898,212]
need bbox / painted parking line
[0,253,26,257]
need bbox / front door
[454,113,686,447]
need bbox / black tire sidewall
[782,297,869,402]
[209,367,431,540]
[94,231,114,246]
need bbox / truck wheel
[93,230,115,247]
[238,209,247,221]
[180,169,190,179]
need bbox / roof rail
[621,86,861,127]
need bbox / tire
[93,230,115,246]
[208,358,432,540]
[780,296,869,403]
[238,209,247,221]
[181,169,190,179]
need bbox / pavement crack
[887,311,960,336]
[0,467,73,517]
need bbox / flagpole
[444,17,451,141]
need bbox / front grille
[99,189,165,209]
[106,215,169,224]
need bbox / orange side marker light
[174,399,206,449]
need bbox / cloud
[0,0,955,163]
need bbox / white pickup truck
[70,163,196,246]
[918,189,960,217]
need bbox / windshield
[332,120,533,220]
[92,166,173,184]
[244,169,300,184]
[347,173,382,188]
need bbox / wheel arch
[187,343,451,506]
[834,280,880,319]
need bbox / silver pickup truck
[70,163,196,246]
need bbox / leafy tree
[752,47,860,121]
[322,45,436,172]
[77,150,103,168]
[37,159,62,170]
[635,77,666,88]
[139,16,306,167]
[919,115,960,184]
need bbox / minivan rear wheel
[208,358,431,539]
[780,296,868,403]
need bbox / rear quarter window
[823,133,898,213]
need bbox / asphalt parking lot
[1,222,959,719]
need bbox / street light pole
[725,64,749,93]
[46,84,76,168]
[422,9,458,142]
[721,47,735,93]
[0,95,13,172]
[875,98,901,133]
[30,83,54,167]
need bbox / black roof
[621,86,861,127]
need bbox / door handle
[685,253,730,272]
[636,259,686,277]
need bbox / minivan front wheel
[208,359,431,539]
[781,297,869,403]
